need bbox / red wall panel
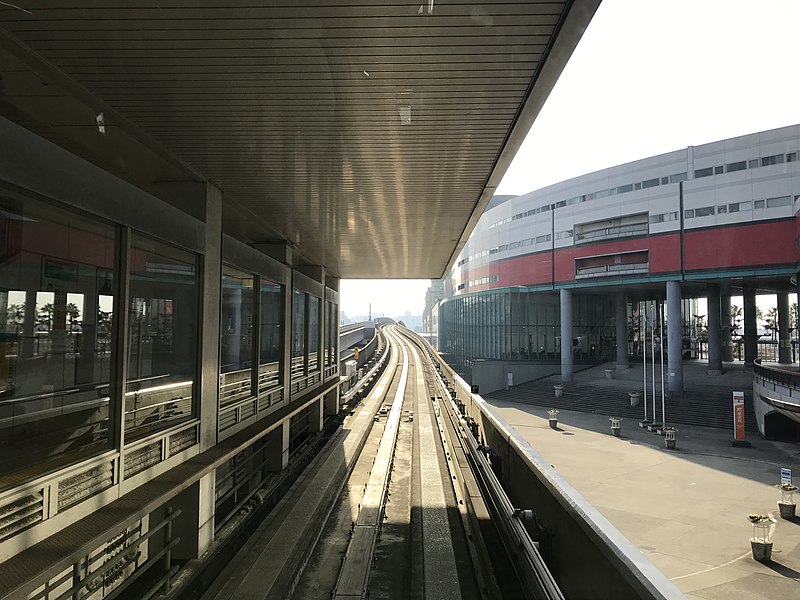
[683,220,795,271]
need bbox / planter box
[751,540,773,563]
[778,502,796,520]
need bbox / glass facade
[308,295,320,373]
[0,193,115,483]
[219,266,255,408]
[292,290,306,378]
[259,278,283,393]
[125,234,199,440]
[440,289,614,380]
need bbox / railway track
[201,324,562,600]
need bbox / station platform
[484,399,800,599]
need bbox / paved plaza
[485,391,800,599]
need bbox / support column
[309,397,324,433]
[615,293,629,369]
[778,292,792,364]
[560,289,573,384]
[707,286,722,374]
[721,295,733,362]
[199,184,223,452]
[266,420,290,472]
[743,287,758,365]
[323,388,339,416]
[666,281,683,393]
[165,472,215,560]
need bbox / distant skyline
[340,0,800,318]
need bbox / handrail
[753,358,800,388]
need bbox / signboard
[782,468,792,485]
[732,391,745,441]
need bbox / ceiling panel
[0,1,599,278]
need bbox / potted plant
[554,384,563,398]
[609,417,622,437]
[662,426,677,450]
[628,391,640,407]
[776,482,798,520]
[547,409,559,429]
[604,368,614,379]
[748,513,776,563]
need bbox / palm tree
[765,307,779,341]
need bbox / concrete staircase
[486,362,760,433]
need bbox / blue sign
[781,468,792,485]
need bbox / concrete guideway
[486,400,800,599]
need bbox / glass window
[661,176,669,185]
[292,290,306,378]
[0,193,115,483]
[754,200,765,209]
[617,184,633,194]
[684,209,695,219]
[787,152,797,162]
[694,167,713,178]
[594,189,610,199]
[717,205,728,214]
[220,266,254,375]
[634,182,642,190]
[726,161,747,173]
[761,154,784,167]
[766,196,791,208]
[125,234,198,440]
[714,166,724,175]
[308,296,320,372]
[259,279,283,393]
[695,206,715,217]
[641,178,659,189]
[669,172,688,183]
[748,159,759,169]
[650,214,665,224]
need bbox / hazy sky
[340,0,800,318]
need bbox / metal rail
[332,326,407,599]
[399,328,564,600]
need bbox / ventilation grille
[169,426,197,455]
[58,462,114,511]
[0,491,44,542]
[123,442,161,479]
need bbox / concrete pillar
[666,281,683,393]
[266,420,290,472]
[743,287,758,365]
[323,388,339,416]
[163,472,215,560]
[721,295,733,362]
[778,292,792,364]
[560,289,573,383]
[706,286,723,374]
[309,397,324,433]
[615,293,629,369]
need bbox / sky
[340,0,800,319]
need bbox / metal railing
[753,359,800,389]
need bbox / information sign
[732,391,745,441]
[782,468,792,485]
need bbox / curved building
[438,124,800,435]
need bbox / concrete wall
[470,360,561,395]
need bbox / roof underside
[0,1,598,278]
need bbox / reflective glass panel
[219,266,254,407]
[125,234,198,439]
[0,193,114,486]
[259,279,283,393]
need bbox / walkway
[483,399,800,599]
